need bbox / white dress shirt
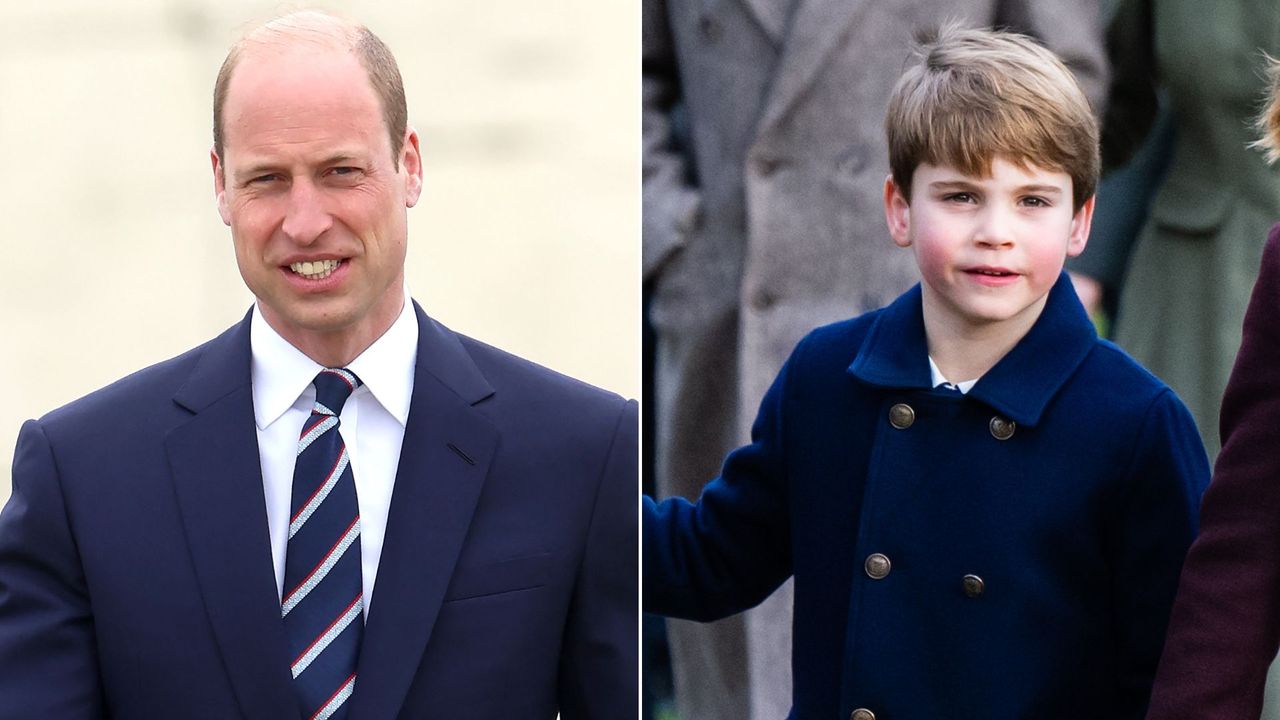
[927,355,979,394]
[250,294,418,619]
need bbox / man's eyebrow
[232,153,368,182]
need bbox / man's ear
[1066,194,1095,258]
[401,128,424,208]
[883,175,912,248]
[211,146,231,227]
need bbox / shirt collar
[250,288,419,430]
[848,272,1097,427]
[928,357,978,394]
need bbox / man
[643,2,1106,718]
[0,11,636,720]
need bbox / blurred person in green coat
[1091,0,1280,459]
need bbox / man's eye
[249,174,280,185]
[330,167,358,177]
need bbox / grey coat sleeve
[642,0,702,280]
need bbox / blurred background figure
[1087,0,1280,460]
[1,0,638,497]
[642,2,1107,717]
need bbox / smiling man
[0,11,636,720]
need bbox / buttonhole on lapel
[447,442,476,466]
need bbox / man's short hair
[885,24,1100,210]
[212,11,408,167]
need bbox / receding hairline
[213,10,408,166]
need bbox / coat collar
[167,303,499,720]
[848,273,1098,427]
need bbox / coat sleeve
[0,420,106,719]
[557,400,639,720]
[642,0,702,280]
[643,346,794,621]
[1146,224,1280,720]
[1106,389,1209,718]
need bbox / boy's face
[883,157,1094,336]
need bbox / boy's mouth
[965,266,1016,277]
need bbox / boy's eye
[1021,196,1050,207]
[944,192,977,204]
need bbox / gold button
[989,415,1015,440]
[851,709,876,720]
[963,574,985,598]
[864,553,891,580]
[889,403,915,429]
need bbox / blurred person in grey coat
[642,2,1107,718]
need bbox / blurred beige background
[0,1,639,502]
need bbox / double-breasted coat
[643,1,1108,715]
[645,275,1209,719]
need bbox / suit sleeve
[998,0,1109,115]
[1146,224,1280,720]
[642,0,701,280]
[0,420,105,719]
[557,400,638,720]
[1106,389,1209,718]
[643,348,793,621]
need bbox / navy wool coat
[644,274,1210,720]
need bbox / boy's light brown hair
[885,24,1099,210]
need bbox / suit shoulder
[455,334,630,417]
[37,333,224,431]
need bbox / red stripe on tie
[301,414,329,437]
[292,593,363,668]
[291,448,346,524]
[282,516,361,607]
[309,673,357,720]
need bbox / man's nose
[281,180,333,244]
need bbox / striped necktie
[282,368,364,720]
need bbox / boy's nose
[973,207,1016,249]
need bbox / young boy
[644,26,1210,719]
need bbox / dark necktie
[282,368,364,720]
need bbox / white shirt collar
[250,289,419,430]
[928,355,979,394]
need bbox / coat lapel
[165,315,299,720]
[349,304,499,720]
[755,0,869,138]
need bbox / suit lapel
[755,0,869,137]
[349,304,499,720]
[165,316,298,720]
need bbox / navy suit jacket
[0,302,637,719]
[645,275,1209,719]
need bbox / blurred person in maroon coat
[1146,60,1280,720]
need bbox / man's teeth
[289,259,341,279]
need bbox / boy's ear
[1066,194,1096,258]
[883,175,912,248]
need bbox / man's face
[884,157,1093,336]
[213,45,422,361]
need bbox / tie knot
[313,368,362,415]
